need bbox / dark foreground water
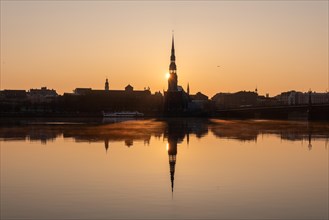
[0,118,328,220]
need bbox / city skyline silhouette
[1,1,328,96]
[1,2,328,217]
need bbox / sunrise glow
[1,1,327,96]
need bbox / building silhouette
[1,34,328,118]
[168,35,178,92]
[60,80,163,115]
[212,91,258,109]
[276,90,329,106]
[164,34,189,114]
[28,87,58,103]
[105,78,109,91]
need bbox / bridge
[214,103,329,120]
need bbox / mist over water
[1,118,328,219]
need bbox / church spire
[168,32,178,91]
[171,33,175,62]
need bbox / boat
[102,111,144,117]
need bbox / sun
[165,72,170,79]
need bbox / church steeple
[105,78,109,91]
[170,34,176,62]
[168,33,178,92]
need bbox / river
[1,118,328,219]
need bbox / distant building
[0,90,28,113]
[212,91,257,109]
[257,95,278,106]
[190,92,208,101]
[105,78,109,91]
[188,92,210,111]
[29,87,57,97]
[28,87,58,103]
[63,82,163,114]
[72,83,151,97]
[276,91,291,105]
[74,88,92,95]
[0,90,27,100]
[125,84,133,92]
[310,92,329,104]
[276,91,329,105]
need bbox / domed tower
[168,34,178,92]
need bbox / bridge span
[214,103,329,120]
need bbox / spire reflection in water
[1,118,328,220]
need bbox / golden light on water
[165,72,170,79]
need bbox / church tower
[168,34,178,92]
[105,78,109,91]
[164,33,188,114]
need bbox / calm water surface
[1,118,328,219]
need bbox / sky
[0,1,328,97]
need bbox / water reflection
[1,118,328,219]
[0,118,328,149]
[1,119,328,191]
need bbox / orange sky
[0,1,328,97]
